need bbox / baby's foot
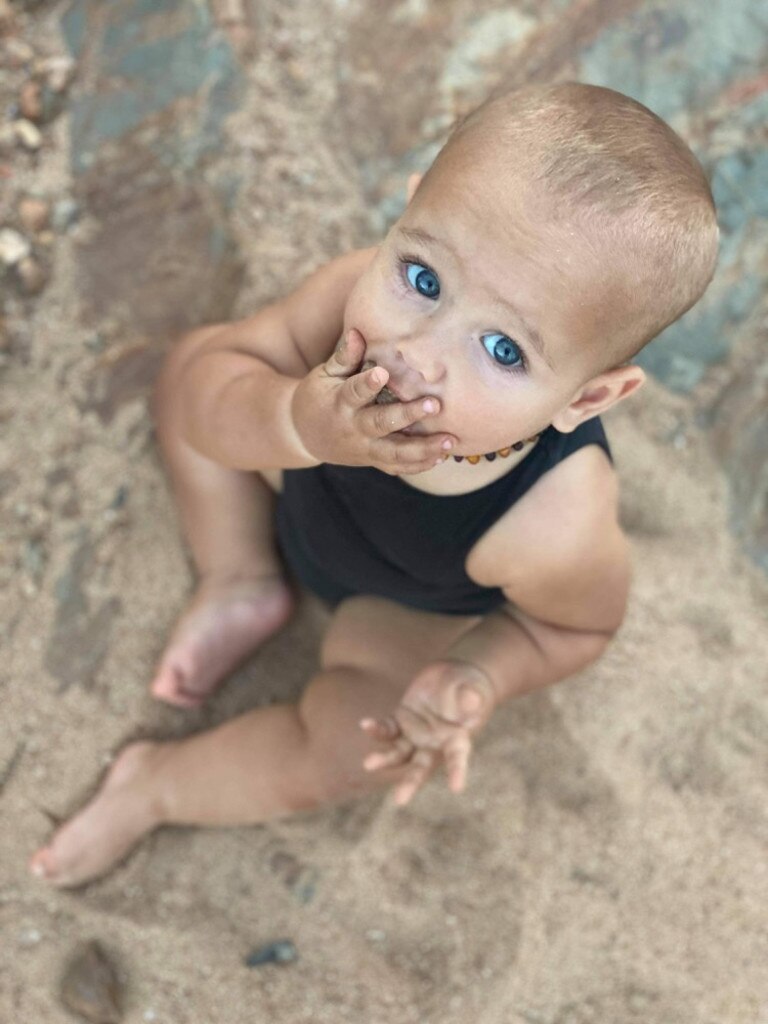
[150,572,295,708]
[29,741,164,888]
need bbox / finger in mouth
[361,359,400,405]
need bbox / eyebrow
[398,226,553,369]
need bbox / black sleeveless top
[275,417,612,616]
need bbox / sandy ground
[2,4,768,1023]
[4,345,768,1022]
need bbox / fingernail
[422,399,436,414]
[30,860,47,878]
[441,439,453,451]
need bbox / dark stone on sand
[44,528,121,691]
[73,179,245,337]
[60,0,246,336]
[244,940,298,967]
[61,0,243,173]
[60,940,124,1024]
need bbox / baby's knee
[150,324,224,428]
[297,678,386,805]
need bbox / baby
[29,82,718,887]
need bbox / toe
[29,848,55,882]
[151,661,201,708]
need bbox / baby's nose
[395,331,446,384]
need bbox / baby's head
[345,82,719,456]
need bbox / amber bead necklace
[449,433,542,464]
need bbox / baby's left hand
[359,659,497,806]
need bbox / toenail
[31,861,47,878]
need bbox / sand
[2,5,767,1023]
[3,357,767,1022]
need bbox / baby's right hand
[291,328,456,474]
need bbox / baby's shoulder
[469,441,622,586]
[507,441,620,553]
[471,442,629,631]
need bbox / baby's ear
[551,364,646,433]
[406,173,423,205]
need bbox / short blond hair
[426,82,719,369]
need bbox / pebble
[19,926,42,947]
[13,118,42,150]
[244,939,298,967]
[3,38,33,68]
[36,55,76,93]
[60,940,124,1024]
[18,195,51,232]
[22,537,46,579]
[16,255,47,295]
[19,79,43,122]
[52,197,80,232]
[0,227,31,265]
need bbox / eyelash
[395,252,528,374]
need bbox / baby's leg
[149,327,295,707]
[29,598,480,887]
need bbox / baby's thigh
[319,595,481,680]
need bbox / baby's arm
[173,248,374,470]
[174,247,454,473]
[449,450,628,704]
[363,448,628,803]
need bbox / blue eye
[482,332,523,369]
[404,261,440,299]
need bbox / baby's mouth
[361,359,399,405]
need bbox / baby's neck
[396,437,543,496]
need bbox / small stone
[23,537,46,579]
[52,197,80,232]
[19,926,42,946]
[3,38,33,68]
[18,196,51,232]
[19,80,43,122]
[13,119,42,151]
[244,939,298,967]
[286,59,308,89]
[0,228,31,266]
[36,55,76,94]
[16,255,48,295]
[60,940,124,1024]
[109,485,129,510]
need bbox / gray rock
[244,939,298,967]
[60,940,123,1024]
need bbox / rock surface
[0,3,766,1024]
